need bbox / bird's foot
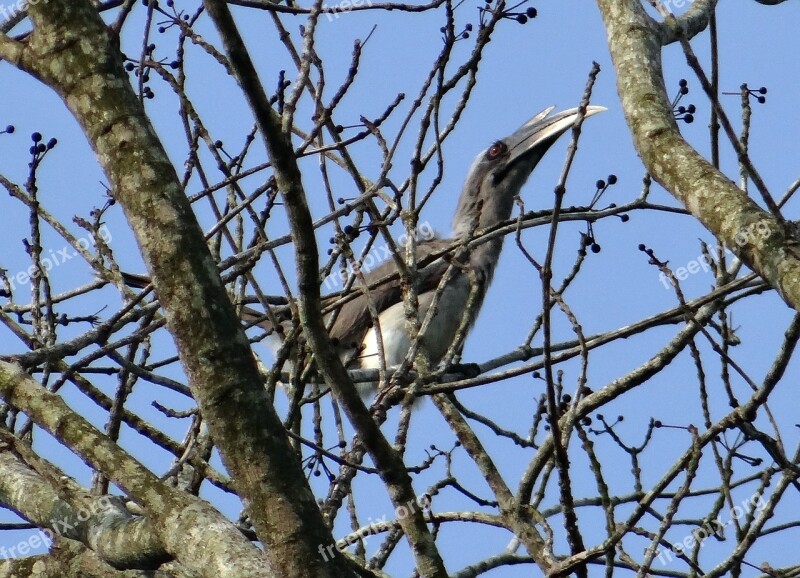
[446,362,481,378]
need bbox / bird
[122,106,604,388]
[248,105,605,379]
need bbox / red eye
[486,142,505,160]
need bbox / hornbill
[124,105,604,386]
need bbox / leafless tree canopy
[0,0,798,576]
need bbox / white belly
[359,277,471,369]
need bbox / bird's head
[452,105,605,237]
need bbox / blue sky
[1,0,799,574]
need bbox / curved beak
[506,105,606,166]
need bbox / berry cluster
[722,84,768,105]
[672,79,695,124]
[749,86,768,104]
[743,84,768,104]
[29,132,58,161]
[582,174,621,254]
[480,0,537,28]
[153,0,192,34]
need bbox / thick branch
[0,363,266,577]
[596,0,800,312]
[201,2,449,576]
[0,440,167,570]
[13,1,333,575]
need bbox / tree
[0,0,798,576]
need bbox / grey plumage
[255,105,604,373]
[123,106,603,378]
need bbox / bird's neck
[451,180,517,238]
[450,183,516,286]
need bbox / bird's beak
[506,105,606,166]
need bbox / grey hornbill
[125,105,604,385]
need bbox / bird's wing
[120,271,291,332]
[119,238,460,350]
[327,237,455,348]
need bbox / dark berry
[607,174,617,185]
[620,214,630,222]
[516,14,527,24]
[465,23,473,31]
[637,243,646,251]
[47,138,57,149]
[4,125,13,133]
[687,104,696,113]
[680,86,689,95]
[683,114,694,123]
[591,243,601,253]
[526,7,537,17]
[654,420,662,428]
[31,132,42,142]
[757,96,765,104]
[758,86,767,94]
[678,79,687,87]
[596,179,605,189]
